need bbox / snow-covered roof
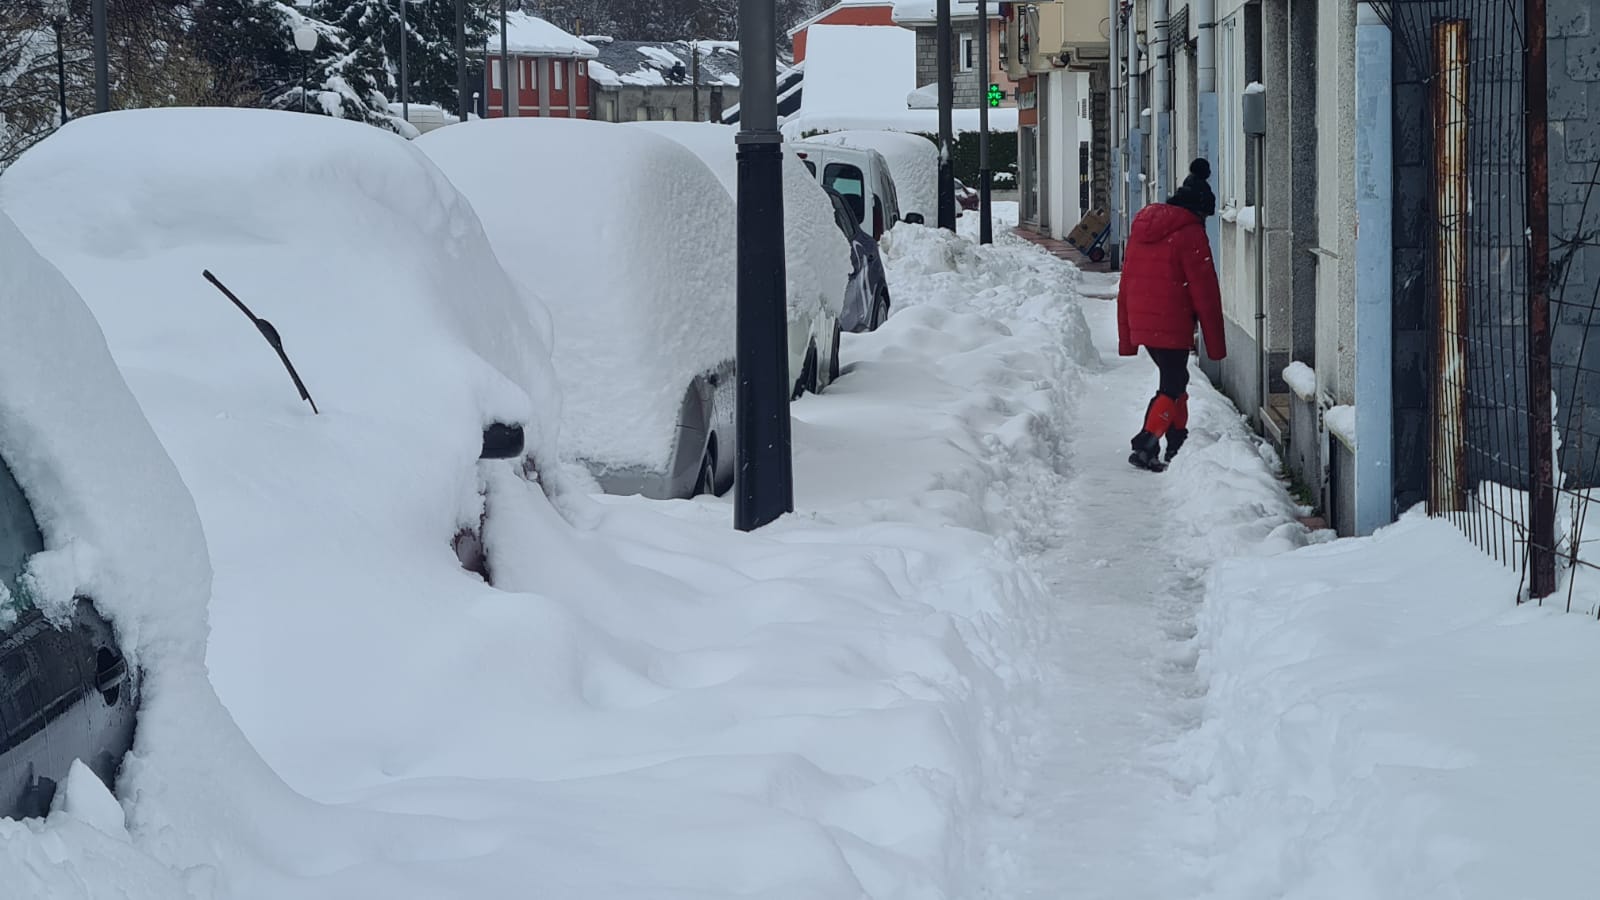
[486,12,598,59]
[586,40,746,89]
[418,119,738,473]
[799,25,917,120]
[890,0,980,25]
[787,0,897,38]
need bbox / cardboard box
[1066,208,1109,253]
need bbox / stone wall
[915,24,985,108]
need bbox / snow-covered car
[0,211,208,822]
[627,121,851,395]
[955,179,980,212]
[792,139,912,238]
[801,130,937,225]
[419,118,748,499]
[823,186,893,333]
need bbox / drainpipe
[1194,0,1219,256]
[1151,0,1169,199]
[1126,0,1143,226]
[1108,0,1122,262]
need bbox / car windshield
[823,163,867,224]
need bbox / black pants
[1147,347,1190,400]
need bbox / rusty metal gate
[1389,0,1600,608]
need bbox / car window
[0,458,44,607]
[803,160,817,176]
[827,192,856,236]
[823,163,867,224]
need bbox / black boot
[1165,428,1188,462]
[1128,431,1167,472]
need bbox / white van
[790,141,915,241]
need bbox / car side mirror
[904,213,925,225]
[480,423,525,460]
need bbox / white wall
[1315,0,1358,403]
[1046,69,1080,239]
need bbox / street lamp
[734,0,793,531]
[936,0,955,230]
[44,0,69,124]
[294,24,319,113]
[397,0,409,124]
[977,0,993,244]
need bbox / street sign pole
[456,0,470,123]
[978,0,993,244]
[936,0,956,230]
[735,0,794,531]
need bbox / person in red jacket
[1116,158,1227,472]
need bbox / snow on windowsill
[1282,361,1317,402]
[1326,404,1357,450]
[1237,205,1258,232]
[1246,81,1265,94]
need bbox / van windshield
[823,163,866,224]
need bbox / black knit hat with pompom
[1168,158,1216,218]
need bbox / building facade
[790,1,899,62]
[483,13,599,119]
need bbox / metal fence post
[1524,0,1557,599]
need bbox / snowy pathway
[996,286,1209,899]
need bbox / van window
[803,160,817,176]
[824,163,867,224]
[0,458,44,604]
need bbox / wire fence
[1389,0,1600,610]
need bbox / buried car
[627,121,852,396]
[823,186,892,334]
[420,118,745,499]
[0,211,191,824]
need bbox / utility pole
[500,0,512,117]
[734,0,794,531]
[936,0,956,230]
[456,0,470,122]
[692,40,701,122]
[977,0,993,244]
[52,13,68,123]
[399,0,410,123]
[91,0,108,112]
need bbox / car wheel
[793,343,819,400]
[870,291,890,331]
[828,322,842,383]
[694,445,717,496]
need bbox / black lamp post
[294,24,319,113]
[936,0,956,230]
[46,0,69,123]
[978,0,993,244]
[734,0,793,531]
[90,0,108,112]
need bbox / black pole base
[734,135,794,532]
[979,167,994,244]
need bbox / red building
[788,1,898,63]
[484,12,599,118]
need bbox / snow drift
[418,117,738,472]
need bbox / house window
[491,60,502,90]
[635,106,650,121]
[524,58,538,89]
[555,60,565,91]
[661,107,676,121]
[960,33,976,72]
[601,95,616,120]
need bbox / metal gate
[1389,0,1600,608]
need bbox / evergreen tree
[314,0,492,113]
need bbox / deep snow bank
[1179,512,1600,898]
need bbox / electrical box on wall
[1242,87,1266,136]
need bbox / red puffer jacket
[1115,203,1226,360]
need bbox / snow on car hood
[419,118,740,472]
